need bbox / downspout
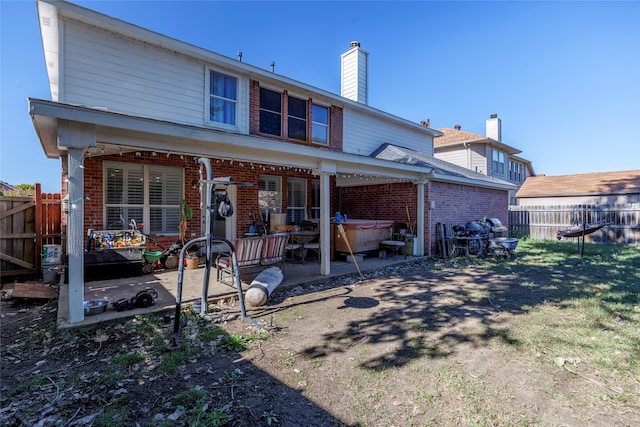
[464,142,471,170]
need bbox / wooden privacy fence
[0,184,62,279]
[509,204,640,244]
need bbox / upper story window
[492,149,505,175]
[288,96,307,141]
[105,162,182,235]
[312,104,329,145]
[260,88,282,136]
[208,70,237,126]
[509,161,524,182]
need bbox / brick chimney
[341,41,369,104]
[486,113,502,141]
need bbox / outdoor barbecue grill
[486,218,508,237]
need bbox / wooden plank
[11,282,58,299]
[0,233,37,239]
[0,201,35,220]
[0,252,34,269]
[336,224,362,277]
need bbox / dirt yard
[2,243,639,426]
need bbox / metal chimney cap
[490,113,498,119]
[350,41,361,49]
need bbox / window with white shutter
[105,162,183,234]
[287,178,307,224]
[258,175,281,218]
[310,179,320,219]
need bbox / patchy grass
[2,240,639,426]
[495,241,639,372]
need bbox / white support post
[319,171,331,275]
[416,182,425,256]
[59,121,95,323]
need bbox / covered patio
[57,251,423,328]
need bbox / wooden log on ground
[10,282,58,299]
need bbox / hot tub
[330,219,395,259]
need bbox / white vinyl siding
[434,148,468,169]
[470,146,488,175]
[62,20,248,132]
[341,48,368,104]
[342,109,434,156]
[104,162,182,234]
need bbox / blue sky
[2,0,639,193]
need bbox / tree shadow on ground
[269,241,639,371]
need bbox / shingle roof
[517,170,640,197]
[434,128,488,146]
[371,143,514,190]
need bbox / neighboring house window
[312,104,329,145]
[258,175,281,219]
[287,178,307,224]
[492,149,505,175]
[207,70,237,126]
[105,162,182,234]
[288,96,307,141]
[260,88,282,136]
[509,161,523,182]
[310,179,320,219]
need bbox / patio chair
[303,237,320,261]
[274,224,301,265]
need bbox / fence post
[35,183,42,278]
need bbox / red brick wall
[65,150,507,256]
[337,181,508,254]
[428,181,508,226]
[71,153,336,250]
[249,80,260,135]
[329,106,343,151]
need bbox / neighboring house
[512,170,640,243]
[29,0,513,323]
[434,114,535,204]
[0,181,17,195]
[516,170,640,207]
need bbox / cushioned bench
[215,233,289,285]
